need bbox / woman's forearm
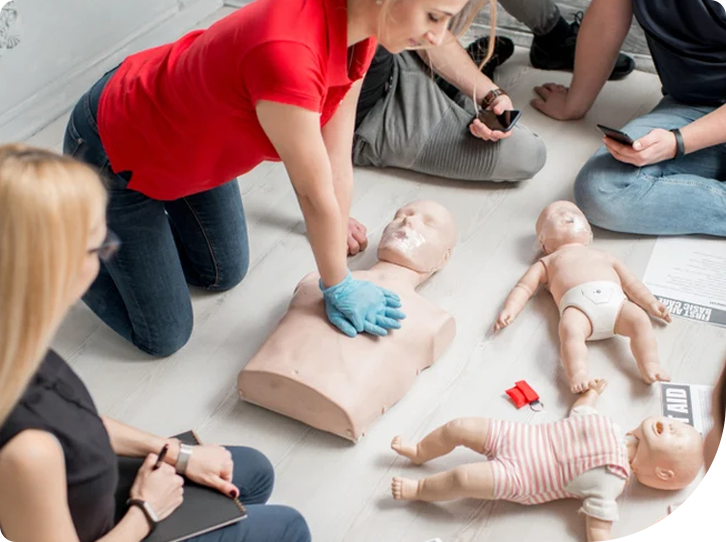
[681,103,726,154]
[417,31,497,102]
[566,0,633,118]
[298,188,348,288]
[102,417,180,466]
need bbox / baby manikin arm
[586,515,613,542]
[611,259,671,322]
[493,261,547,331]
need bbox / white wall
[0,0,222,141]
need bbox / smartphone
[478,109,522,133]
[597,124,635,146]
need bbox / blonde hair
[0,144,107,425]
[378,0,498,66]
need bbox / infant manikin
[238,201,457,441]
[391,379,704,541]
[494,201,672,393]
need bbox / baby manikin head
[629,416,704,491]
[536,200,593,254]
[378,200,457,275]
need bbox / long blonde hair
[378,0,498,66]
[0,145,107,425]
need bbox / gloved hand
[321,272,406,337]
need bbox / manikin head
[378,200,457,276]
[629,416,704,490]
[535,200,593,255]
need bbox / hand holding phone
[597,124,634,146]
[478,109,522,133]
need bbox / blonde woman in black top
[0,145,309,542]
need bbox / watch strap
[670,128,685,158]
[482,88,506,108]
[176,443,193,475]
[128,499,158,533]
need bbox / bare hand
[347,217,368,256]
[649,300,672,323]
[532,83,583,121]
[130,454,184,521]
[603,128,678,167]
[469,94,515,142]
[184,445,238,498]
[493,309,516,332]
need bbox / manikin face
[630,416,704,490]
[378,200,457,274]
[377,0,471,53]
[535,200,593,254]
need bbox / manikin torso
[238,200,458,442]
[239,268,455,442]
[540,246,621,303]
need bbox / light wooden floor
[30,7,725,542]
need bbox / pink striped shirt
[485,409,630,505]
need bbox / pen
[153,444,169,470]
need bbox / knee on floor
[574,153,640,232]
[277,506,312,542]
[497,129,547,182]
[133,316,193,357]
[204,253,250,292]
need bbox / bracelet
[176,443,193,475]
[482,88,506,108]
[127,499,158,533]
[670,128,685,159]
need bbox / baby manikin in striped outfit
[391,380,704,540]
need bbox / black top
[0,350,119,542]
[355,46,395,128]
[633,0,726,106]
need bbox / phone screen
[478,110,522,132]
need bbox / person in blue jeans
[0,145,310,542]
[533,0,726,237]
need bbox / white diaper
[559,281,627,341]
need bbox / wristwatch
[128,499,159,533]
[482,88,506,108]
[670,128,685,159]
[176,443,193,475]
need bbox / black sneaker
[530,12,635,81]
[466,35,515,80]
[435,36,514,101]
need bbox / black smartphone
[478,109,522,133]
[597,124,635,146]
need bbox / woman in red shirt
[63,0,482,357]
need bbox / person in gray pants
[353,0,634,183]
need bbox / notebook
[115,430,247,542]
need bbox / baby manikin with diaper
[492,201,672,394]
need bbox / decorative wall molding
[0,0,20,57]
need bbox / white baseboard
[0,0,223,142]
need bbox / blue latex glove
[321,272,406,337]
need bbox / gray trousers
[499,0,561,36]
[352,52,546,182]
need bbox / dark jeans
[63,69,250,356]
[187,447,310,542]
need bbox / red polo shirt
[97,0,376,200]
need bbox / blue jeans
[185,447,310,542]
[575,97,726,236]
[63,70,250,356]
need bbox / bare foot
[392,476,420,501]
[640,363,671,385]
[588,379,608,395]
[570,371,594,394]
[391,436,422,464]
